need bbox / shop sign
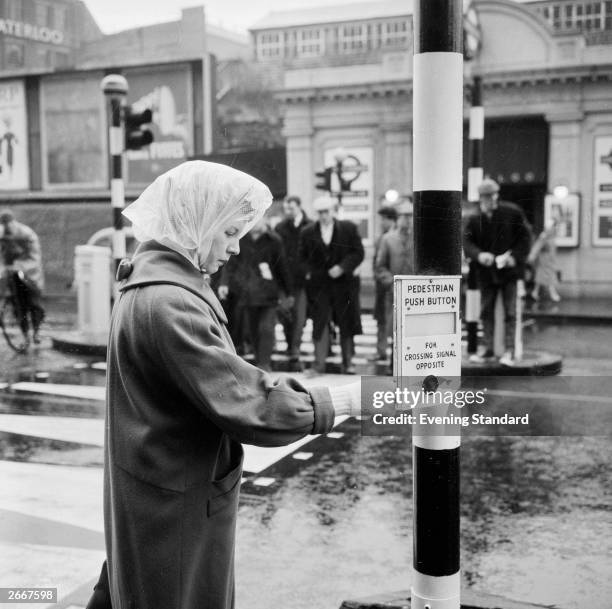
[0,19,64,45]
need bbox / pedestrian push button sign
[393,276,462,377]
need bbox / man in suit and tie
[299,195,364,376]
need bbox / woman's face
[202,219,245,274]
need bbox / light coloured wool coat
[104,241,335,609]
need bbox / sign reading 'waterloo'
[0,19,64,45]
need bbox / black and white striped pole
[412,1,462,608]
[101,74,128,290]
[466,75,483,356]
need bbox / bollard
[100,75,128,294]
[514,279,525,361]
[411,1,463,608]
[74,245,111,334]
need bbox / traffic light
[315,167,332,191]
[124,105,154,150]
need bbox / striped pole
[466,76,483,355]
[412,1,462,608]
[101,75,128,294]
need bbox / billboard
[124,64,193,185]
[0,80,29,190]
[593,136,612,246]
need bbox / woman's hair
[123,161,272,271]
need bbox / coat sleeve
[511,211,532,264]
[271,236,293,295]
[463,215,482,261]
[374,235,393,287]
[338,222,365,275]
[150,288,335,447]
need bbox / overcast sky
[84,0,357,34]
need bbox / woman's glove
[328,380,362,417]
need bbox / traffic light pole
[101,75,128,293]
[412,1,462,608]
[466,75,483,355]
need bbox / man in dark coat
[220,218,292,371]
[299,195,364,375]
[463,178,532,366]
[274,195,312,368]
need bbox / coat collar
[119,241,228,324]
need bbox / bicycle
[0,268,31,353]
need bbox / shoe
[367,353,387,362]
[303,368,323,378]
[550,291,561,303]
[499,351,515,367]
[33,332,41,345]
[342,365,356,375]
[468,348,495,364]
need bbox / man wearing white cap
[299,195,364,375]
[463,178,532,366]
[375,200,414,364]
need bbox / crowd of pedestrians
[215,176,562,374]
[213,191,421,375]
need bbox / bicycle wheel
[0,294,30,353]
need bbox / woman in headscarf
[89,162,360,609]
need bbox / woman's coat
[105,242,335,609]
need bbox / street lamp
[384,189,400,204]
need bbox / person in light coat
[85,161,361,609]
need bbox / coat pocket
[207,450,243,517]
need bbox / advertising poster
[324,146,373,242]
[593,136,612,246]
[123,64,193,185]
[544,193,580,247]
[0,80,28,190]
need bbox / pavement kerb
[340,589,565,609]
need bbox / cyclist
[0,209,45,344]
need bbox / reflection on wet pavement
[0,351,611,608]
[237,420,612,609]
[0,431,103,467]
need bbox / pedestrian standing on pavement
[299,195,365,376]
[85,161,361,609]
[274,195,312,369]
[463,178,532,366]
[371,204,398,362]
[528,218,561,303]
[375,200,415,361]
[219,216,293,371]
[0,208,45,344]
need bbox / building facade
[251,0,612,296]
[0,0,101,71]
[0,4,250,293]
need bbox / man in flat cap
[299,196,364,375]
[0,209,45,344]
[375,200,415,366]
[463,179,532,366]
[371,204,398,362]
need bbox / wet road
[0,317,611,608]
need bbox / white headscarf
[123,161,273,272]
